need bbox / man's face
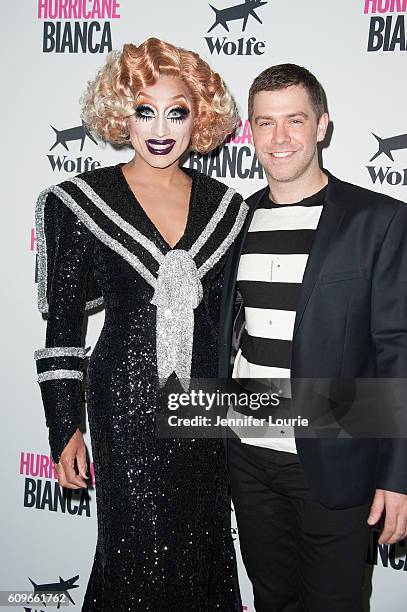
[250,85,328,184]
[127,75,194,170]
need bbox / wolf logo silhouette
[28,574,79,609]
[208,0,268,33]
[370,133,407,162]
[50,121,98,152]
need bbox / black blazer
[219,170,407,509]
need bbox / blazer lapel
[293,175,346,338]
[229,186,269,287]
[219,186,268,378]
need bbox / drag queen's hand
[54,428,89,489]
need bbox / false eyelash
[134,104,155,121]
[168,107,190,123]
[134,104,190,123]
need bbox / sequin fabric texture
[34,164,248,611]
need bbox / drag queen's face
[127,75,195,169]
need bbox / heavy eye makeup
[134,104,156,121]
[134,104,190,123]
[167,106,190,122]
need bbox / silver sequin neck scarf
[36,178,248,390]
[151,250,203,388]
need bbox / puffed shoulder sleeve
[34,187,101,464]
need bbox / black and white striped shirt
[232,185,327,452]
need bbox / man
[218,64,407,611]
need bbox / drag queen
[34,38,248,610]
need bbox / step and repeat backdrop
[1,1,406,610]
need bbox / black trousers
[227,437,372,612]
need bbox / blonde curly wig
[80,37,238,154]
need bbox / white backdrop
[1,1,407,610]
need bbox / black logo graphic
[46,120,101,174]
[366,131,407,187]
[369,132,407,162]
[28,575,79,608]
[50,121,98,152]
[208,0,267,33]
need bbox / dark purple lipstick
[146,139,176,155]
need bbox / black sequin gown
[34,164,248,611]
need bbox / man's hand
[54,428,89,489]
[367,489,407,544]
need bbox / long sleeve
[371,202,407,493]
[34,191,96,464]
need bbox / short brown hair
[248,64,325,121]
[81,37,238,154]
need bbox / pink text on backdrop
[38,0,121,19]
[364,0,407,13]
[20,451,96,485]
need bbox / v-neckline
[117,163,197,252]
